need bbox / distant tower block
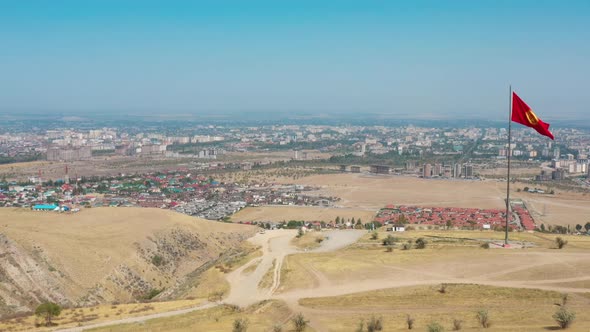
[339,165,347,172]
[302,152,308,159]
[64,165,70,184]
[360,144,367,155]
[294,150,298,160]
[351,166,361,173]
[423,163,432,178]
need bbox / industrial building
[46,146,92,161]
[370,165,390,174]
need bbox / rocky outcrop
[0,234,72,315]
[0,213,255,317]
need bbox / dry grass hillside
[0,208,256,316]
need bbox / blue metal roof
[33,204,58,209]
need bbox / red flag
[512,92,554,140]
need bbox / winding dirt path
[58,230,590,331]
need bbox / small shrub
[476,309,491,328]
[355,319,365,332]
[386,245,394,252]
[402,242,412,250]
[371,232,379,240]
[366,315,383,332]
[292,313,309,332]
[452,319,462,331]
[208,290,225,302]
[427,322,444,332]
[480,242,490,249]
[555,237,568,249]
[232,318,249,332]
[553,307,575,329]
[415,238,427,249]
[142,288,162,300]
[272,325,283,332]
[561,293,568,306]
[438,283,447,294]
[151,255,164,266]
[297,228,304,238]
[406,314,415,329]
[382,235,397,246]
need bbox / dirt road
[57,229,590,331]
[224,229,365,307]
[55,229,364,331]
[56,303,216,332]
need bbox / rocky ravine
[0,227,252,316]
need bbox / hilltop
[0,208,256,315]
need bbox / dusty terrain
[272,173,508,209]
[3,227,590,331]
[261,173,590,227]
[0,150,331,181]
[0,173,589,331]
[0,208,256,315]
[59,229,590,332]
[231,205,376,223]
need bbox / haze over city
[2,2,590,332]
[1,1,589,119]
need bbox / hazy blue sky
[1,1,589,119]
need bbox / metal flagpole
[505,85,512,246]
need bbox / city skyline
[1,1,589,119]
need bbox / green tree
[575,224,582,232]
[35,302,62,326]
[585,222,590,232]
[355,219,363,229]
[335,216,340,224]
[476,309,491,328]
[553,307,575,329]
[446,220,453,229]
[151,255,164,266]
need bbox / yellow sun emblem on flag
[525,109,539,125]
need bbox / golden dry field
[252,172,590,227]
[88,300,300,332]
[232,205,376,223]
[0,207,256,316]
[299,284,589,331]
